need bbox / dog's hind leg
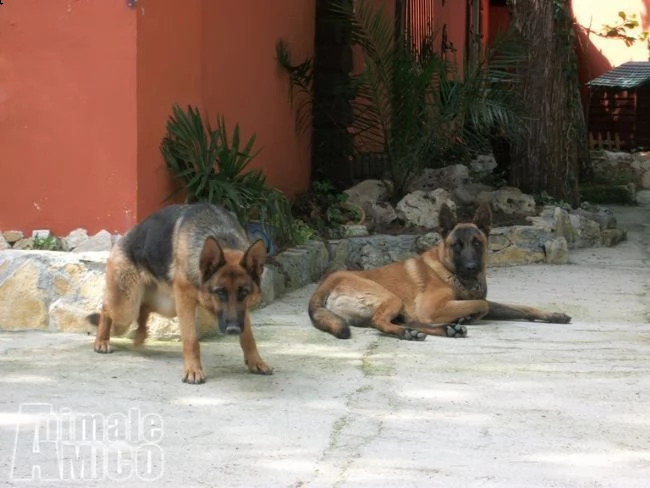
[484,301,571,324]
[133,307,150,348]
[308,282,353,339]
[94,256,145,354]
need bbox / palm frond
[160,104,295,246]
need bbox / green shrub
[161,104,295,246]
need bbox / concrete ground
[1,205,649,488]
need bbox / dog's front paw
[245,356,274,375]
[182,364,206,384]
[545,312,572,324]
[401,328,427,341]
[446,323,468,338]
[93,340,112,354]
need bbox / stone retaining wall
[0,205,627,340]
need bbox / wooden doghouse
[587,61,650,151]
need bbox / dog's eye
[472,239,482,248]
[237,288,250,301]
[453,241,463,249]
[213,288,228,300]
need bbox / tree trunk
[312,0,355,187]
[508,0,589,207]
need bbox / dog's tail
[86,313,100,326]
[86,311,127,337]
[308,287,351,339]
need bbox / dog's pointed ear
[242,239,267,286]
[438,204,457,238]
[473,202,492,236]
[199,237,226,283]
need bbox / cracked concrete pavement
[1,205,649,488]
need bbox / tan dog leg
[369,293,424,340]
[94,257,144,353]
[239,313,273,375]
[485,301,571,324]
[175,284,205,384]
[94,307,113,353]
[133,307,150,348]
[431,299,490,324]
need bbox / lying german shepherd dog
[87,203,271,384]
[309,203,571,340]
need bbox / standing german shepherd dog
[309,203,571,341]
[87,203,272,384]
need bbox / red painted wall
[0,0,315,236]
[136,0,203,221]
[487,5,511,48]
[0,0,138,235]
[434,0,467,68]
[201,0,315,197]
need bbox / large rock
[553,207,575,244]
[453,183,494,206]
[593,150,640,179]
[592,150,650,190]
[63,228,90,251]
[0,260,49,330]
[486,187,537,216]
[0,237,10,250]
[272,240,329,290]
[600,228,627,247]
[259,263,286,308]
[13,238,34,250]
[3,230,24,244]
[641,171,650,190]
[73,230,113,253]
[637,190,650,206]
[415,232,441,253]
[396,189,456,229]
[487,225,552,267]
[345,234,418,270]
[366,201,398,227]
[406,165,470,192]
[342,224,369,237]
[573,205,617,231]
[344,180,393,212]
[470,154,497,173]
[568,214,601,248]
[544,237,569,265]
[49,297,99,333]
[358,244,392,270]
[327,239,352,271]
[489,245,546,266]
[529,205,626,250]
[0,251,107,332]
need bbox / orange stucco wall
[0,0,138,235]
[0,0,314,236]
[136,0,203,220]
[434,0,467,68]
[201,0,315,197]
[487,4,511,48]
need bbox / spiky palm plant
[161,104,295,246]
[332,0,526,196]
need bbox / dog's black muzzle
[458,261,480,279]
[218,311,244,336]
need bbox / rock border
[0,204,627,340]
